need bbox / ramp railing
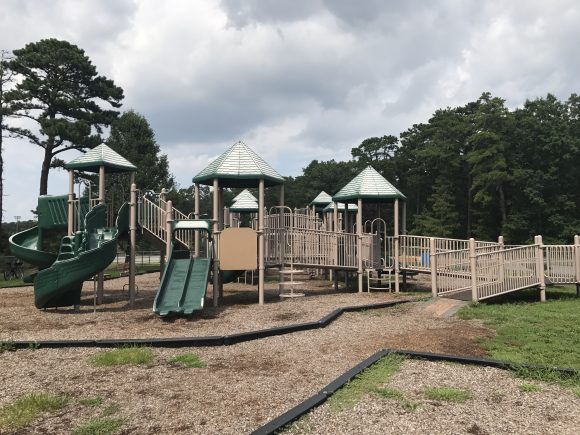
[475,245,539,300]
[545,245,576,284]
[397,235,500,272]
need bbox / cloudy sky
[2,0,579,220]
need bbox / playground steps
[279,268,306,298]
[367,269,392,292]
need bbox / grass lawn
[458,286,580,372]
[90,347,154,367]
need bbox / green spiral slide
[9,198,129,309]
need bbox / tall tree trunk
[39,146,52,195]
[466,174,472,237]
[0,103,3,226]
[498,184,507,233]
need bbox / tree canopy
[3,38,124,195]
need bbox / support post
[258,179,265,305]
[430,237,437,298]
[129,180,137,307]
[97,165,105,304]
[333,202,338,289]
[575,235,580,298]
[212,179,220,307]
[394,199,400,293]
[357,199,363,293]
[279,184,285,208]
[218,187,224,300]
[67,170,74,236]
[345,203,349,289]
[536,235,546,302]
[469,238,478,302]
[165,200,173,260]
[194,183,200,258]
[498,235,505,284]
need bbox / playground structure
[8,141,580,316]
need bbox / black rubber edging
[251,349,579,435]
[1,299,412,350]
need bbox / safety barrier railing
[263,220,380,270]
[545,245,576,284]
[70,199,115,233]
[287,228,337,267]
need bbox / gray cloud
[2,0,580,219]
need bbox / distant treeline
[173,92,580,245]
[6,92,579,248]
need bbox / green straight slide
[154,220,213,317]
[153,256,212,316]
[32,203,129,309]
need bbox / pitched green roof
[232,189,258,203]
[230,196,259,213]
[333,166,405,202]
[309,191,333,206]
[64,144,137,173]
[193,141,284,188]
[322,202,359,212]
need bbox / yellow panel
[219,227,257,270]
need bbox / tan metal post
[160,187,167,202]
[212,179,220,307]
[129,180,137,307]
[280,184,285,207]
[357,199,363,293]
[469,238,477,301]
[258,179,265,305]
[394,199,400,293]
[218,187,224,300]
[344,203,349,289]
[430,237,437,298]
[97,165,105,304]
[68,170,74,235]
[194,183,200,258]
[575,235,580,297]
[219,187,224,231]
[536,235,546,302]
[165,200,173,260]
[498,235,505,284]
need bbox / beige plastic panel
[219,227,258,270]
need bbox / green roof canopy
[64,144,137,173]
[309,191,333,206]
[232,189,258,203]
[322,202,359,213]
[193,141,284,188]
[333,166,405,203]
[230,196,259,213]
